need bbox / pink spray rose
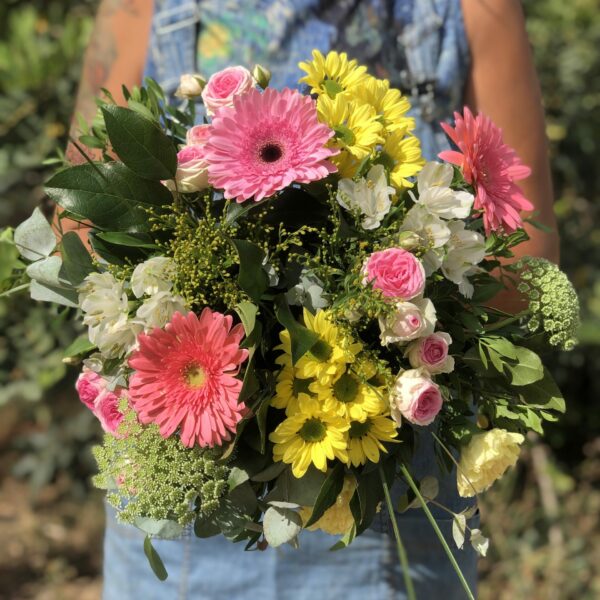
[391,368,443,426]
[94,388,125,434]
[75,368,104,410]
[363,248,426,301]
[167,144,209,193]
[378,297,436,345]
[201,66,255,115]
[406,332,455,374]
[186,124,211,146]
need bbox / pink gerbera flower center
[184,362,207,388]
[259,141,284,163]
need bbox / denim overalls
[104,1,479,598]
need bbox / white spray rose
[136,291,187,330]
[130,257,176,299]
[442,221,486,298]
[378,297,437,346]
[337,165,395,230]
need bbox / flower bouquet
[3,51,579,597]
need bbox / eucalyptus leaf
[228,466,250,491]
[26,256,64,287]
[263,506,302,548]
[14,207,56,261]
[30,280,79,307]
[101,105,177,180]
[469,528,489,557]
[134,517,183,539]
[143,536,168,581]
[452,513,467,550]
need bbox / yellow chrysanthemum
[333,149,362,179]
[382,130,425,190]
[310,371,387,421]
[317,93,384,160]
[295,309,363,386]
[345,414,399,467]
[270,397,349,478]
[299,474,356,535]
[271,363,315,416]
[298,49,369,96]
[349,75,415,135]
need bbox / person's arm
[60,0,153,237]
[461,0,559,312]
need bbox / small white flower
[378,297,437,346]
[337,164,395,230]
[412,161,474,220]
[135,291,187,330]
[88,315,142,359]
[401,205,451,250]
[79,272,128,329]
[442,221,486,298]
[130,257,175,299]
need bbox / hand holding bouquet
[3,50,579,597]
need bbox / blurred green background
[0,0,598,598]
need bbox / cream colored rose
[175,73,206,99]
[457,429,525,497]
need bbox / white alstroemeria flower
[88,315,142,359]
[378,297,437,346]
[442,221,486,298]
[337,164,395,230]
[401,205,451,249]
[79,272,128,329]
[135,291,188,331]
[130,257,176,299]
[411,161,474,220]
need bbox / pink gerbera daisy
[204,87,338,202]
[128,309,248,448]
[439,107,533,234]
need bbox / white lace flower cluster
[79,257,186,359]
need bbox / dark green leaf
[143,536,168,581]
[101,105,176,180]
[96,232,159,249]
[46,162,172,232]
[231,239,269,302]
[519,368,566,413]
[60,232,95,285]
[274,295,320,364]
[304,463,345,528]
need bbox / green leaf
[60,232,95,285]
[143,536,168,581]
[14,207,56,261]
[0,229,22,281]
[228,466,250,491]
[263,506,302,548]
[231,239,269,303]
[304,463,345,528]
[518,368,565,413]
[274,295,320,364]
[483,336,518,359]
[26,256,79,307]
[329,523,357,551]
[96,232,159,249]
[64,334,96,358]
[45,162,172,232]
[101,105,177,180]
[135,518,183,539]
[250,461,287,483]
[235,301,258,336]
[507,346,544,386]
[265,466,328,507]
[355,469,381,535]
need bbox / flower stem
[399,464,475,600]
[484,310,529,332]
[378,465,416,600]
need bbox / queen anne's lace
[516,257,580,350]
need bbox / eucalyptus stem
[378,465,416,600]
[399,464,475,600]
